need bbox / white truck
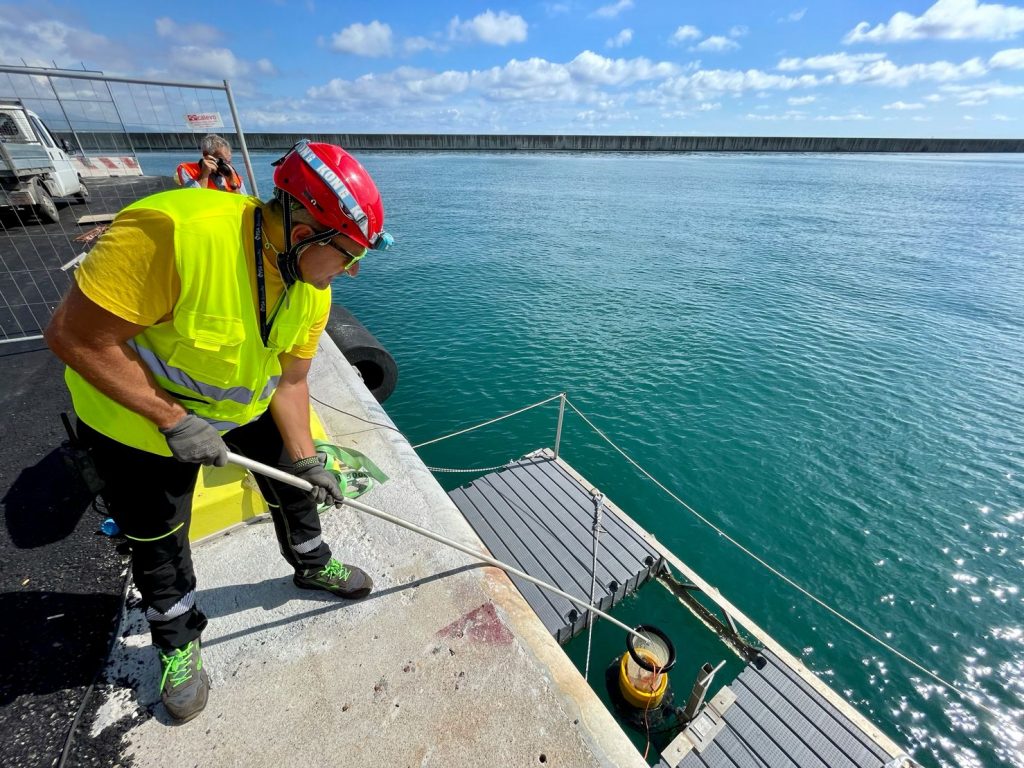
[0,99,88,224]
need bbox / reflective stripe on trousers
[147,589,196,623]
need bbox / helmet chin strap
[277,193,338,286]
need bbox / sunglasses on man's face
[318,237,367,270]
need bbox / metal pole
[46,76,85,157]
[554,392,566,459]
[682,660,726,723]
[0,64,232,91]
[226,451,648,643]
[102,79,136,158]
[223,79,258,198]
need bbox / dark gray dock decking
[448,452,663,643]
[666,649,896,768]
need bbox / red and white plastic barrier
[71,156,143,178]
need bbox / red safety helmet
[272,140,391,251]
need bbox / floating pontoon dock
[450,452,664,644]
[449,450,916,768]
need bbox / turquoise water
[141,151,1024,767]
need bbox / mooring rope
[562,396,1012,724]
[424,463,513,474]
[411,393,562,449]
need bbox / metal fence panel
[0,66,255,342]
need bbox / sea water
[140,151,1024,767]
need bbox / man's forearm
[269,378,317,462]
[53,338,187,429]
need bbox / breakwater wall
[57,132,1024,153]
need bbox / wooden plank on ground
[76,213,116,224]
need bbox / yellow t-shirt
[75,203,328,359]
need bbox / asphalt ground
[0,177,176,767]
[0,338,136,767]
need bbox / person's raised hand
[199,155,218,180]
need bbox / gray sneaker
[294,558,373,599]
[159,639,210,723]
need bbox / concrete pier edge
[92,331,646,767]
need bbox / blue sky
[1,0,1023,135]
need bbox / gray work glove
[291,453,344,507]
[159,413,228,466]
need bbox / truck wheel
[34,184,59,224]
[75,179,89,203]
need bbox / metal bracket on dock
[661,686,737,766]
[658,569,759,661]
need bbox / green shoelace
[319,559,352,582]
[160,642,197,689]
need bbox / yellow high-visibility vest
[66,190,330,455]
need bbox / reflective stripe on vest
[66,190,329,455]
[126,339,254,406]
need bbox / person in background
[46,141,394,723]
[176,133,247,193]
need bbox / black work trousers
[79,411,332,651]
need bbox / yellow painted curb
[189,408,328,541]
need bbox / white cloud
[729,25,750,37]
[0,16,116,69]
[912,115,932,121]
[653,68,819,102]
[545,2,571,15]
[670,25,702,43]
[778,52,887,71]
[779,9,807,22]
[925,93,944,101]
[990,47,1024,68]
[694,36,740,52]
[592,0,634,19]
[883,100,925,109]
[308,51,678,109]
[404,36,446,54]
[816,113,872,121]
[449,10,528,45]
[993,112,1014,119]
[941,82,1024,102]
[844,0,1024,44]
[745,110,807,120]
[567,50,678,85]
[964,114,976,120]
[606,29,633,48]
[697,101,721,110]
[255,58,277,75]
[329,21,394,57]
[169,46,250,79]
[154,17,221,45]
[780,52,989,86]
[788,95,816,105]
[846,57,987,85]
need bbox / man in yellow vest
[45,141,394,723]
[175,133,248,193]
